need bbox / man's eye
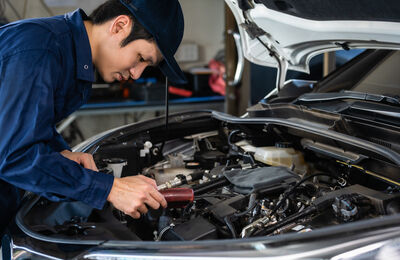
[139,56,145,62]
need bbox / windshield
[352,51,400,96]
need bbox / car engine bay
[113,130,400,241]
[21,112,400,242]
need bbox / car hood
[225,0,400,75]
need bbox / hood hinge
[240,22,268,39]
[241,21,288,93]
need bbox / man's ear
[109,15,132,37]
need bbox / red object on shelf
[168,86,193,97]
[208,59,226,96]
[160,188,194,208]
[122,87,130,99]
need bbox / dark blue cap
[120,0,187,84]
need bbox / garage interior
[0,0,226,147]
[0,0,343,148]
[0,0,335,147]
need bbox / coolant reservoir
[254,143,308,174]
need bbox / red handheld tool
[160,188,194,208]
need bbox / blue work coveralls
[0,9,114,236]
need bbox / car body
[3,0,400,259]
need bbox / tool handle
[160,188,194,208]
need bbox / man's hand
[60,150,98,171]
[107,175,167,219]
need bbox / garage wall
[3,0,105,20]
[179,0,225,69]
[3,0,225,69]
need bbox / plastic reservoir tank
[236,141,308,174]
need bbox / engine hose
[234,193,257,217]
[277,199,290,215]
[270,173,342,216]
[227,130,241,148]
[253,188,339,237]
[252,205,317,237]
[224,215,237,239]
[221,193,258,239]
[193,177,230,196]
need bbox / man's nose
[129,64,147,80]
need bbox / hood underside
[225,0,400,73]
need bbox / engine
[22,112,400,243]
[91,128,400,241]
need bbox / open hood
[225,0,400,87]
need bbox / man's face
[96,38,162,83]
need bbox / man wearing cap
[0,0,186,238]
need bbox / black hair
[89,0,153,47]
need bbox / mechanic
[0,0,186,239]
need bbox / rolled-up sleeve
[0,50,113,209]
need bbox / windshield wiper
[296,91,400,106]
